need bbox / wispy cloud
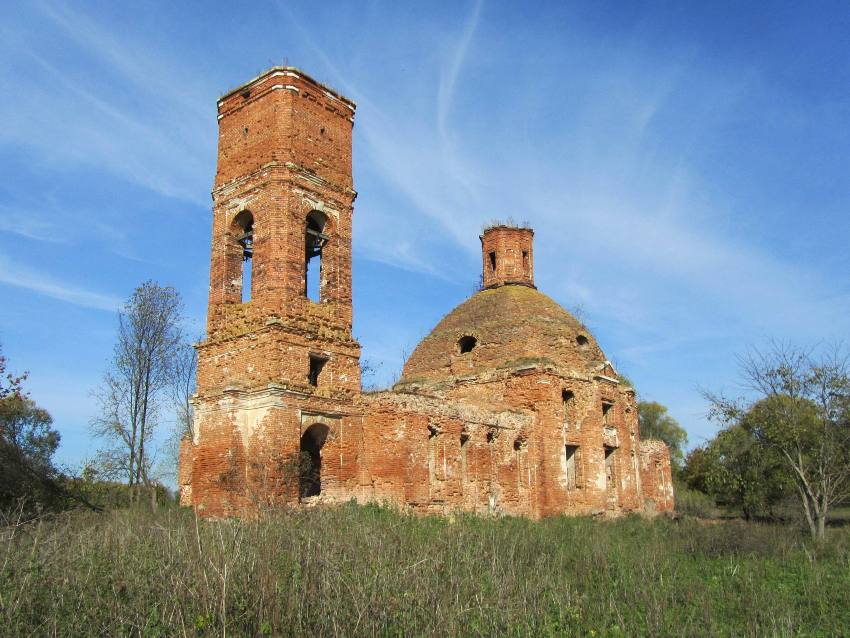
[0,254,121,312]
[0,210,66,243]
[0,1,214,206]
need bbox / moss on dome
[399,285,606,386]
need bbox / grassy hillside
[1,503,848,637]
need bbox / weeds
[0,503,847,637]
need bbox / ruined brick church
[179,67,674,518]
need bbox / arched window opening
[233,211,254,303]
[458,335,477,354]
[299,423,330,498]
[488,251,497,273]
[305,211,329,302]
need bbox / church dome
[398,284,607,387]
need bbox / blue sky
[1,0,849,474]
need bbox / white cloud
[0,254,121,312]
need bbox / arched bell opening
[230,210,254,303]
[305,210,330,302]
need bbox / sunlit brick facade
[179,67,674,518]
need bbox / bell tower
[200,67,361,398]
[185,68,362,514]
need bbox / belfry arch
[305,210,329,302]
[231,210,254,302]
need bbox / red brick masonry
[180,67,674,519]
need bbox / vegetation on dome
[481,217,532,232]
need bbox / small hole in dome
[576,335,589,348]
[458,335,477,354]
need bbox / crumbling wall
[184,65,675,521]
[359,392,536,516]
[639,439,675,513]
[178,437,194,507]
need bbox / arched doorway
[299,423,330,498]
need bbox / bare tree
[159,339,198,482]
[171,340,197,440]
[705,342,850,541]
[91,281,184,499]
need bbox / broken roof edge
[480,218,533,234]
[219,66,357,109]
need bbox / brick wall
[181,67,674,519]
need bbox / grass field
[1,502,848,637]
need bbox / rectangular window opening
[602,401,614,426]
[308,355,328,387]
[604,445,617,493]
[488,251,496,273]
[565,444,579,490]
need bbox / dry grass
[1,502,848,637]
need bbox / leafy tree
[682,420,791,520]
[705,343,850,541]
[0,345,63,513]
[91,281,184,499]
[637,401,688,469]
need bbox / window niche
[565,444,580,490]
[604,445,617,495]
[602,401,614,427]
[305,210,329,303]
[308,354,328,387]
[458,335,477,354]
[562,390,575,426]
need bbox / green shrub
[674,481,722,518]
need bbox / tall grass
[1,502,848,637]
